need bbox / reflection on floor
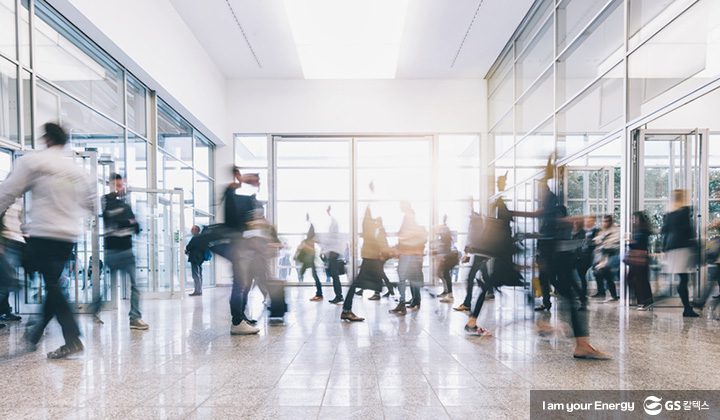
[1,285,719,419]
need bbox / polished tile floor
[1,284,720,419]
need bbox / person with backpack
[186,225,210,296]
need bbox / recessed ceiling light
[284,0,409,79]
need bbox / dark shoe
[246,319,258,325]
[354,289,363,296]
[328,297,344,304]
[590,293,605,299]
[93,315,104,324]
[389,302,407,315]
[534,304,551,311]
[0,323,5,329]
[0,313,21,321]
[368,293,381,301]
[407,302,420,310]
[189,292,202,296]
[453,304,470,312]
[683,309,700,318]
[47,341,84,359]
[340,311,365,322]
[691,301,705,309]
[382,292,392,298]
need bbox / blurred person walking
[339,208,393,321]
[0,199,24,323]
[389,202,427,314]
[0,123,95,358]
[575,216,599,307]
[295,217,322,301]
[94,174,148,329]
[433,215,459,303]
[224,167,262,335]
[625,211,653,310]
[454,210,490,312]
[592,215,620,302]
[319,206,345,303]
[661,189,699,317]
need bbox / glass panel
[194,133,212,175]
[515,68,553,138]
[490,111,514,159]
[556,0,624,104]
[126,75,147,136]
[488,49,512,94]
[515,18,553,98]
[0,148,12,180]
[437,134,481,201]
[21,69,31,146]
[515,0,553,53]
[489,69,513,127]
[34,1,124,122]
[19,0,29,65]
[0,57,18,143]
[515,118,554,168]
[628,0,720,121]
[157,151,194,205]
[277,139,349,167]
[235,135,268,167]
[127,134,147,188]
[557,0,613,51]
[35,79,124,151]
[356,138,430,168]
[628,0,696,50]
[157,100,193,162]
[277,168,349,201]
[0,0,15,60]
[194,174,212,213]
[277,202,350,234]
[557,63,623,158]
[493,148,515,187]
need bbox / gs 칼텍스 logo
[644,396,663,416]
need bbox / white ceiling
[169,0,534,80]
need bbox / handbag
[623,249,648,266]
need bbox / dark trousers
[628,264,652,305]
[677,273,692,310]
[439,257,453,294]
[26,238,81,346]
[462,256,489,307]
[327,252,343,299]
[595,265,618,298]
[575,257,592,300]
[552,251,589,338]
[191,262,203,294]
[300,261,322,297]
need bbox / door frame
[631,128,710,303]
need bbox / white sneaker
[231,320,260,335]
[439,294,454,303]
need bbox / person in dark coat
[339,208,393,322]
[661,189,698,317]
[627,211,653,310]
[186,225,208,296]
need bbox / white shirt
[0,146,96,242]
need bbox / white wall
[49,0,227,144]
[226,79,486,134]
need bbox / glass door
[563,166,614,218]
[634,129,709,306]
[130,188,186,298]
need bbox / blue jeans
[0,240,22,314]
[104,248,141,320]
[397,255,423,304]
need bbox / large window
[0,0,217,291]
[235,135,480,285]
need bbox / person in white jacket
[0,123,96,359]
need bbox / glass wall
[486,0,720,304]
[235,135,481,286]
[0,0,217,291]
